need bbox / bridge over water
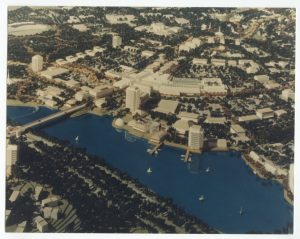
[9,104,87,137]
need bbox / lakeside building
[150,131,168,144]
[126,86,141,113]
[249,151,288,176]
[188,125,204,150]
[32,54,43,72]
[256,108,274,119]
[75,91,90,102]
[6,144,18,177]
[112,35,123,48]
[173,119,190,135]
[289,164,294,194]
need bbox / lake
[7,106,293,233]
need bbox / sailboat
[206,167,210,173]
[75,136,79,142]
[239,207,244,216]
[199,195,205,202]
[147,168,152,174]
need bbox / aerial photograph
[5,5,295,235]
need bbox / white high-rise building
[126,86,141,113]
[112,35,122,48]
[188,125,204,150]
[6,144,18,177]
[32,55,43,72]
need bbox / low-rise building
[94,98,106,108]
[173,120,190,135]
[9,190,20,203]
[282,89,295,102]
[230,124,246,137]
[34,216,48,232]
[256,108,274,119]
[154,99,179,115]
[204,117,226,124]
[192,58,208,65]
[89,85,113,99]
[41,195,61,208]
[75,91,90,102]
[150,131,168,144]
[178,112,199,123]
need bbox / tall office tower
[6,144,18,177]
[32,55,43,72]
[126,86,141,113]
[112,35,122,48]
[188,125,204,150]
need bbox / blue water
[7,106,293,233]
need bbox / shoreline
[7,101,293,206]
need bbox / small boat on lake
[206,167,210,173]
[75,136,79,142]
[147,168,152,174]
[199,195,205,202]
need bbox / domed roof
[115,118,124,127]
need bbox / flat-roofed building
[282,89,295,102]
[65,79,80,88]
[32,55,43,72]
[94,98,106,108]
[89,85,113,99]
[238,114,259,122]
[192,58,208,65]
[65,55,78,63]
[112,35,122,48]
[150,131,168,144]
[230,124,246,137]
[204,117,226,124]
[9,190,20,203]
[275,109,287,117]
[42,195,61,208]
[188,125,204,150]
[34,216,48,232]
[256,108,274,119]
[173,119,190,135]
[141,50,155,58]
[178,112,199,123]
[40,67,69,80]
[211,58,226,66]
[154,99,179,115]
[126,86,141,113]
[75,91,89,102]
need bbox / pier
[184,149,190,162]
[148,142,164,155]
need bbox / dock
[148,142,164,155]
[184,149,190,162]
